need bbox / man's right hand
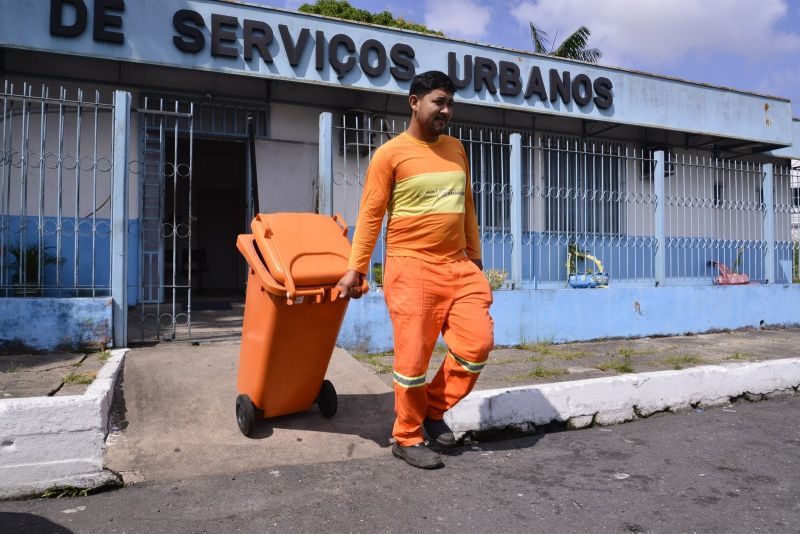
[335,269,365,300]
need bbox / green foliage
[5,242,61,285]
[484,268,508,290]
[352,351,393,374]
[41,485,91,498]
[731,247,744,274]
[597,355,634,373]
[529,23,601,63]
[371,263,383,286]
[299,0,442,35]
[664,354,704,370]
[63,372,94,385]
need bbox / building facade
[1,0,799,350]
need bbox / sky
[251,0,800,117]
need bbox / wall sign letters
[49,0,614,109]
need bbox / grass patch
[486,358,516,366]
[520,341,555,355]
[41,485,91,499]
[509,363,568,381]
[617,347,656,357]
[597,355,634,373]
[664,354,705,370]
[96,350,111,363]
[726,352,752,361]
[352,352,394,374]
[551,350,591,361]
[62,372,95,385]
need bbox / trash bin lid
[251,213,351,288]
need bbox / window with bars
[455,125,512,231]
[540,137,625,235]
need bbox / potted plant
[5,242,61,295]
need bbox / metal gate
[130,98,194,341]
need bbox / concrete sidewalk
[105,328,800,485]
[104,342,394,484]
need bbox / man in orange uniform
[336,71,494,469]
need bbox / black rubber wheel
[317,379,338,418]
[236,394,256,437]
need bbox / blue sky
[252,0,800,116]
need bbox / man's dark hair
[409,70,456,97]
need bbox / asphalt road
[2,396,799,533]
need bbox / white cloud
[510,0,800,68]
[424,0,491,40]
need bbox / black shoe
[392,442,444,469]
[423,417,458,448]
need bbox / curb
[0,348,128,499]
[445,358,800,435]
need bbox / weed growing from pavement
[432,343,449,355]
[41,485,91,498]
[508,363,568,381]
[62,372,95,385]
[551,350,592,360]
[617,347,657,357]
[597,355,634,373]
[3,359,20,373]
[96,350,111,363]
[352,352,394,374]
[521,341,555,355]
[664,354,705,370]
[726,352,752,361]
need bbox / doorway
[164,136,248,299]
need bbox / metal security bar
[665,154,765,284]
[774,163,800,284]
[330,112,514,286]
[0,82,115,298]
[130,98,194,341]
[523,136,656,287]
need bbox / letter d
[50,0,88,37]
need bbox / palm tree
[529,23,601,63]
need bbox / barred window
[541,136,625,235]
[452,124,512,231]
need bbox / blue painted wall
[338,284,800,353]
[2,216,140,304]
[0,297,112,351]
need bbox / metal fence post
[763,163,775,284]
[510,133,523,288]
[318,112,333,215]
[111,91,131,348]
[654,150,666,286]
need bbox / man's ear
[408,94,419,113]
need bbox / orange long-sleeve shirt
[348,132,482,274]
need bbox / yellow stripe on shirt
[389,171,467,218]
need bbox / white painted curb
[446,358,800,434]
[0,349,128,499]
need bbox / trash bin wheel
[317,379,338,418]
[236,394,256,437]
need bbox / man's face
[410,88,455,136]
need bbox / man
[336,71,494,469]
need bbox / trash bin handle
[332,213,349,236]
[236,235,285,296]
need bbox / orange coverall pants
[383,256,494,446]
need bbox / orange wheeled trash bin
[234,212,366,436]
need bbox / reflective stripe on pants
[383,256,494,447]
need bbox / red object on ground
[708,260,750,285]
